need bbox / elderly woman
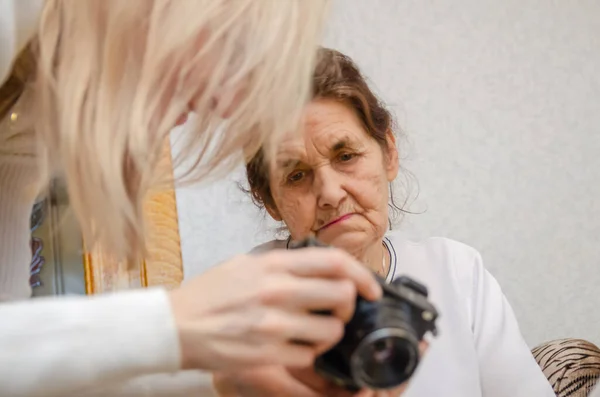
[213,48,555,397]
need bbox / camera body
[289,237,439,391]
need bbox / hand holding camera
[169,244,382,371]
[213,237,439,396]
[288,237,439,392]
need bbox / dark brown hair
[245,47,407,221]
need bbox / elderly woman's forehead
[305,99,357,124]
[303,105,363,140]
[273,100,366,155]
[276,127,361,155]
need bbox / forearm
[0,288,182,397]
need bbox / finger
[269,311,344,350]
[325,387,359,397]
[262,342,318,368]
[278,278,357,322]
[220,367,324,397]
[382,383,410,397]
[212,372,238,396]
[289,367,359,397]
[266,376,323,397]
[353,384,410,397]
[272,248,382,301]
[288,366,331,393]
[418,341,429,357]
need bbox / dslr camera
[289,237,439,391]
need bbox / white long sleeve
[0,288,185,397]
[455,245,556,396]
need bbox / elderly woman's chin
[314,219,381,260]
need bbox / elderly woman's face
[267,99,399,257]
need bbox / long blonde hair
[2,0,329,260]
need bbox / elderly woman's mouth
[318,213,355,231]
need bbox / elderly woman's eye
[287,171,305,183]
[339,152,356,162]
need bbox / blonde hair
[4,0,330,260]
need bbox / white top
[254,233,556,397]
[0,1,216,396]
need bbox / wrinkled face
[267,99,399,258]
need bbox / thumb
[212,373,239,397]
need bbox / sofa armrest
[532,338,600,397]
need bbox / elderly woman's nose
[314,168,346,208]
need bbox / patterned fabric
[29,199,46,289]
[533,338,600,397]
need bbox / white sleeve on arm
[0,0,43,85]
[462,249,556,396]
[0,288,183,397]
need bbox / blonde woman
[0,1,382,396]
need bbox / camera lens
[350,328,419,389]
[372,339,395,363]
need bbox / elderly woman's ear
[385,129,400,182]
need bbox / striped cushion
[532,338,600,397]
